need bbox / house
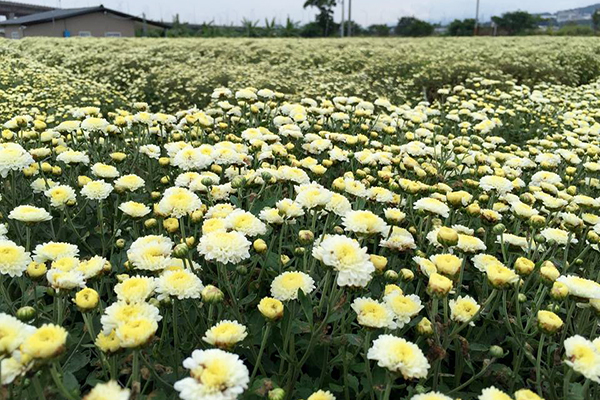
[0,4,168,38]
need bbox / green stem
[50,363,77,400]
[32,375,47,400]
[250,323,271,381]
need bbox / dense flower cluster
[1,37,600,400]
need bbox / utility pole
[474,0,480,36]
[340,0,345,37]
[348,0,352,36]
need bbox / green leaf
[64,351,90,373]
[298,290,314,326]
[62,371,80,395]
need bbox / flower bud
[202,285,224,303]
[144,218,157,228]
[540,261,560,283]
[268,388,286,400]
[514,257,535,276]
[280,254,290,266]
[253,239,267,253]
[529,215,546,229]
[173,243,189,258]
[550,281,569,300]
[427,273,453,297]
[370,255,388,272]
[293,247,305,256]
[258,297,284,321]
[518,293,527,302]
[416,317,433,337]
[466,203,481,216]
[163,217,179,233]
[236,265,248,275]
[537,310,563,334]
[115,238,126,248]
[231,176,246,189]
[298,230,314,245]
[400,268,414,281]
[74,288,100,311]
[492,223,506,234]
[384,270,399,282]
[489,345,504,358]
[27,261,47,279]
[158,157,170,167]
[16,306,36,322]
[437,227,459,247]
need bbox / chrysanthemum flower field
[1,37,600,400]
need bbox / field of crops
[1,37,600,400]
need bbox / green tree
[303,0,337,36]
[394,17,434,37]
[593,10,600,33]
[280,17,301,37]
[447,18,475,36]
[491,11,539,35]
[166,14,195,37]
[241,18,260,37]
[367,24,390,36]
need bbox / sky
[35,0,598,26]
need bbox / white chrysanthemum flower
[325,193,352,216]
[295,184,333,209]
[0,313,36,354]
[173,146,213,170]
[564,335,600,383]
[276,198,305,218]
[0,240,32,277]
[157,187,202,218]
[82,380,131,400]
[119,201,151,218]
[156,269,204,301]
[45,185,77,208]
[203,320,248,349]
[413,197,450,218]
[270,271,316,301]
[380,227,416,251]
[33,241,79,263]
[1,353,33,385]
[81,180,113,201]
[479,175,514,194]
[478,386,513,400]
[46,269,86,291]
[8,205,52,223]
[307,390,336,400]
[367,334,430,379]
[312,235,375,287]
[127,235,174,271]
[197,231,251,265]
[351,297,396,329]
[410,392,453,400]
[56,150,90,165]
[259,207,285,224]
[114,276,156,303]
[384,292,424,327]
[540,228,577,246]
[449,295,480,324]
[100,301,162,335]
[0,143,34,178]
[139,144,161,159]
[174,348,249,400]
[77,256,108,279]
[556,275,600,299]
[342,210,389,236]
[456,234,487,253]
[114,174,145,192]
[91,163,120,179]
[224,210,267,237]
[81,117,109,132]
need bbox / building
[0,4,168,38]
[0,1,54,20]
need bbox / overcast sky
[36,1,597,25]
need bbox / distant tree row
[145,7,600,38]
